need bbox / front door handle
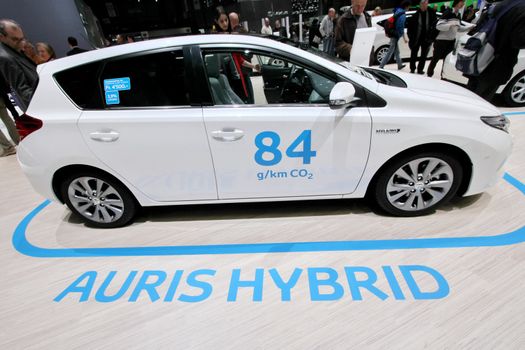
[90,131,120,142]
[211,128,244,142]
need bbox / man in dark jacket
[66,36,88,56]
[467,0,525,101]
[407,0,437,74]
[0,19,38,112]
[335,0,372,61]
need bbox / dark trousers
[427,39,455,77]
[467,76,499,102]
[410,40,431,73]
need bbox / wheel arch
[52,164,139,205]
[366,143,473,198]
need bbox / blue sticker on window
[105,91,120,105]
[104,77,131,92]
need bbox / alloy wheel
[67,176,125,224]
[510,75,525,105]
[386,157,454,211]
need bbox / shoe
[398,64,406,70]
[417,71,425,75]
[410,70,415,73]
[1,146,16,157]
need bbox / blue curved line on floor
[503,111,525,116]
[12,173,525,258]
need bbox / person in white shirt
[427,0,471,77]
[319,8,336,55]
[261,18,272,35]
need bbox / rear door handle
[211,128,244,142]
[90,131,120,142]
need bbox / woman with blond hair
[35,42,56,63]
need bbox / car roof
[37,34,379,92]
[39,34,314,72]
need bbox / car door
[77,48,217,202]
[200,47,372,200]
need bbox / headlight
[481,115,510,133]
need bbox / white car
[442,34,525,106]
[17,34,512,227]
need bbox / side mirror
[329,82,357,110]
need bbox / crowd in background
[0,0,524,157]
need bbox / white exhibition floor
[1,62,525,349]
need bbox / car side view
[17,35,512,228]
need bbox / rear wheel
[503,71,525,107]
[60,171,137,228]
[373,152,463,216]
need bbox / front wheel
[60,171,137,228]
[373,153,463,216]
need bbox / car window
[202,50,336,106]
[54,61,103,109]
[100,50,190,108]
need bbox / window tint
[54,61,103,109]
[203,50,336,106]
[100,50,189,107]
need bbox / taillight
[15,113,43,140]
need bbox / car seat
[205,54,244,105]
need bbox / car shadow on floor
[128,193,483,225]
[63,193,484,226]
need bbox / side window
[100,50,189,107]
[54,61,103,109]
[202,50,336,106]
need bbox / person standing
[407,0,437,74]
[66,36,87,56]
[274,19,287,37]
[261,18,272,35]
[335,0,372,61]
[320,8,336,55]
[379,1,410,70]
[212,7,231,33]
[372,7,383,16]
[309,19,322,48]
[426,0,469,78]
[229,12,247,33]
[467,0,525,101]
[0,74,18,156]
[0,19,38,112]
[35,42,56,63]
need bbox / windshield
[264,36,408,87]
[260,34,376,79]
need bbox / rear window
[54,61,103,109]
[99,50,189,107]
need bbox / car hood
[379,70,501,115]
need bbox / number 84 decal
[254,130,317,166]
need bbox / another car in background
[442,34,525,106]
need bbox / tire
[60,171,137,228]
[375,45,390,65]
[373,152,463,216]
[503,70,525,107]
